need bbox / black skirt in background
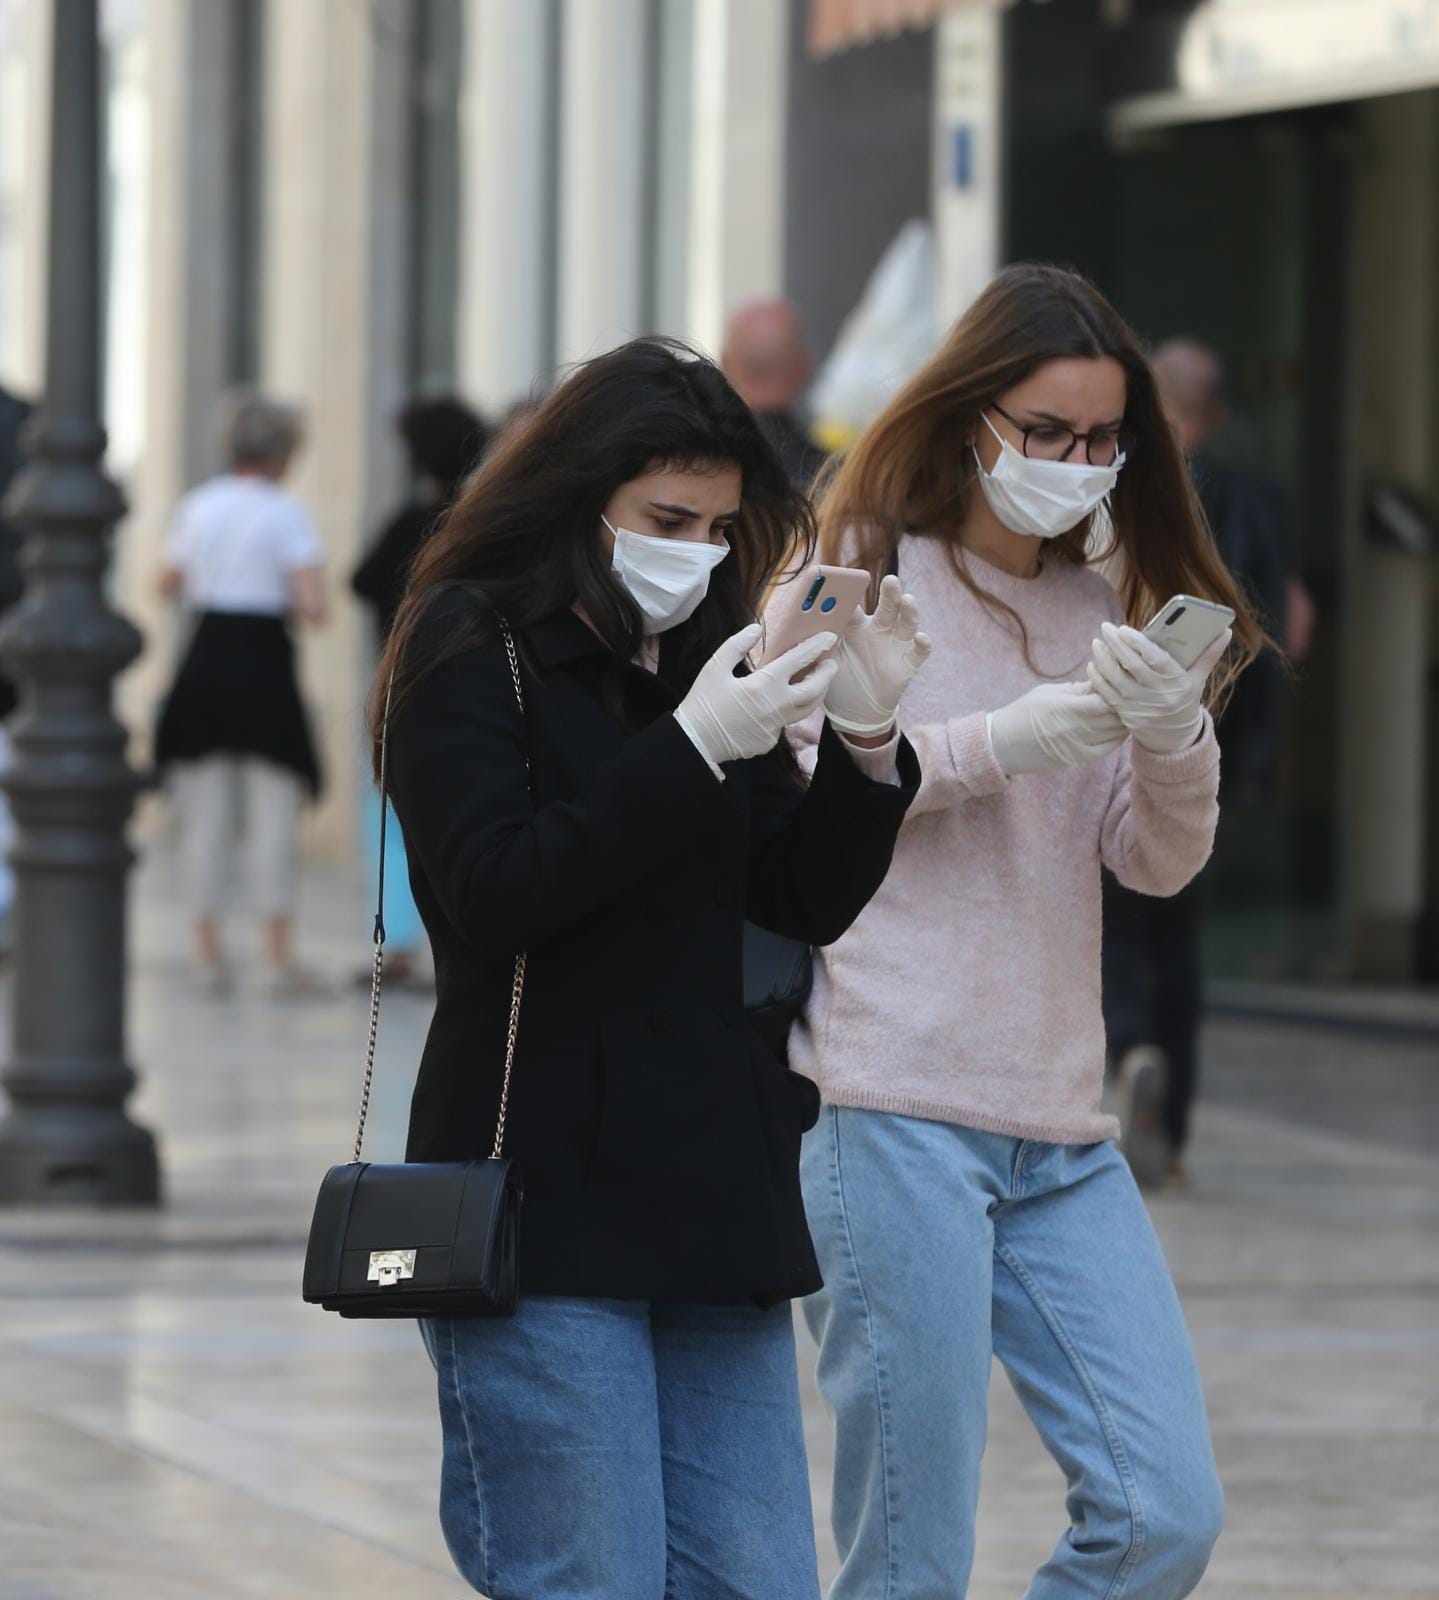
[156,611,323,798]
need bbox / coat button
[649,1007,674,1035]
[721,1001,745,1029]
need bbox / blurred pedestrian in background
[376,337,926,1599]
[794,265,1262,1599]
[721,298,826,491]
[351,398,488,990]
[0,382,32,955]
[1104,337,1299,1187]
[352,399,488,640]
[155,392,326,997]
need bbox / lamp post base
[0,1106,160,1206]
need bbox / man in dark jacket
[1105,341,1296,1185]
[721,301,827,492]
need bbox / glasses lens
[1087,432,1122,466]
[1024,425,1076,461]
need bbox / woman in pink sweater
[791,265,1262,1599]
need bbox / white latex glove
[988,683,1129,777]
[1087,622,1232,755]
[824,574,934,736]
[675,624,840,777]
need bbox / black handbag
[301,621,528,1319]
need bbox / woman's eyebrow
[648,500,741,519]
[1022,408,1126,430]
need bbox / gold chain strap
[351,620,529,1164]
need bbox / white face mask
[605,515,730,634]
[971,411,1125,540]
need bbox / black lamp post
[0,0,159,1204]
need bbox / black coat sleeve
[742,720,920,947]
[386,639,732,963]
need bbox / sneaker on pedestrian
[1117,1044,1170,1190]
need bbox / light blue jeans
[420,1296,821,1600]
[801,1108,1223,1599]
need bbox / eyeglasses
[990,404,1135,467]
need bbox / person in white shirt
[156,392,327,996]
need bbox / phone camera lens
[1166,607,1186,625]
[802,576,825,613]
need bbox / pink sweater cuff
[840,729,902,786]
[1128,711,1220,784]
[948,711,1009,797]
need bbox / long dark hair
[818,263,1262,702]
[369,338,815,770]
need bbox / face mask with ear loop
[604,515,731,634]
[970,411,1126,540]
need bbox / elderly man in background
[721,299,826,492]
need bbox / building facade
[0,0,1434,986]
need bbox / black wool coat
[385,595,920,1305]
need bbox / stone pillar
[457,0,558,410]
[0,0,52,391]
[115,0,237,759]
[685,0,790,356]
[932,5,1003,325]
[0,0,158,1205]
[259,0,412,857]
[1348,93,1436,979]
[556,0,650,364]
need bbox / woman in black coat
[374,339,927,1599]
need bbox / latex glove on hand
[675,624,840,777]
[1087,622,1231,755]
[824,574,934,737]
[988,682,1128,777]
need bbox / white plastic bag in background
[808,219,939,450]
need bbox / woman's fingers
[1089,637,1136,701]
[892,592,920,645]
[766,629,838,682]
[871,574,903,632]
[1191,628,1233,679]
[786,655,840,714]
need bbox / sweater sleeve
[743,720,920,947]
[1099,715,1221,896]
[386,637,731,962]
[789,704,1005,816]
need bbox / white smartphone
[755,564,871,669]
[1142,594,1236,669]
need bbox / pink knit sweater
[788,534,1221,1145]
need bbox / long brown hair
[369,337,814,774]
[816,263,1262,701]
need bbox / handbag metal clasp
[367,1249,417,1287]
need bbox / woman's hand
[675,625,840,776]
[824,575,933,738]
[1087,622,1231,755]
[988,683,1128,776]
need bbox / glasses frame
[990,403,1135,467]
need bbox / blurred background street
[1,0,1438,1594]
[0,852,1434,1598]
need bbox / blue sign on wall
[952,124,974,189]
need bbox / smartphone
[1142,594,1236,669]
[755,564,872,669]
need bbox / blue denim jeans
[800,1108,1223,1599]
[420,1296,821,1599]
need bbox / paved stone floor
[0,854,1435,1598]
